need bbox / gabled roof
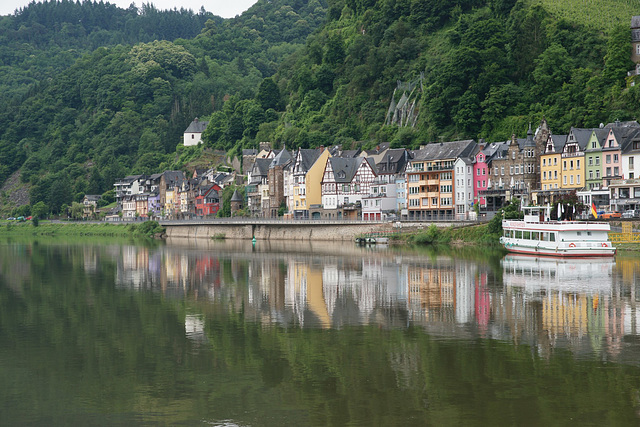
[296,148,323,172]
[249,158,271,184]
[162,171,186,185]
[412,140,476,161]
[567,128,592,150]
[243,149,258,156]
[328,157,369,183]
[481,141,508,162]
[548,134,567,153]
[612,127,640,151]
[376,148,409,174]
[230,189,242,202]
[622,129,640,154]
[585,129,609,151]
[184,118,208,133]
[270,148,292,168]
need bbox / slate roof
[481,141,508,162]
[412,140,476,161]
[184,118,208,133]
[604,120,640,129]
[328,157,367,183]
[568,128,593,150]
[622,129,640,154]
[582,129,608,152]
[297,148,323,172]
[524,123,536,147]
[611,126,640,151]
[243,149,258,156]
[549,134,567,153]
[632,15,640,30]
[270,148,292,168]
[230,189,242,202]
[376,148,409,174]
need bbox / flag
[591,202,598,219]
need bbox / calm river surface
[2,237,640,425]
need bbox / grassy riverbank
[398,223,501,246]
[0,220,165,238]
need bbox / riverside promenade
[159,218,478,241]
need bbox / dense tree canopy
[1,0,639,217]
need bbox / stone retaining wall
[164,221,466,241]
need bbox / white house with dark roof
[183,117,209,146]
[321,157,377,211]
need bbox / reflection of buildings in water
[408,258,457,323]
[110,243,640,362]
[501,255,624,358]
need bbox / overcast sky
[0,0,258,18]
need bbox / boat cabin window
[523,231,531,239]
[549,232,555,242]
[515,230,522,239]
[587,231,592,236]
[577,232,582,236]
[532,232,540,240]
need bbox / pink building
[473,148,489,207]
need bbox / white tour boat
[499,206,616,257]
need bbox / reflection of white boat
[502,254,614,294]
[500,206,615,257]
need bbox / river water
[2,237,640,425]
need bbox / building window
[543,171,547,180]
[570,175,574,185]
[501,166,505,175]
[614,167,619,176]
[577,175,580,184]
[588,157,593,166]
[589,171,593,180]
[606,167,611,176]
[563,161,567,170]
[563,176,567,185]
[630,157,635,170]
[595,157,600,166]
[637,44,640,55]
[606,154,611,164]
[554,171,558,179]
[554,158,558,165]
[614,154,619,162]
[596,170,600,179]
[543,158,547,166]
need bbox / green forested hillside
[0,0,219,103]
[0,0,327,215]
[1,0,640,217]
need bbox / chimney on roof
[194,117,199,122]
[616,119,620,127]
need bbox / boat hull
[500,239,615,257]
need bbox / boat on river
[499,206,615,257]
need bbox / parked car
[601,212,621,219]
[622,210,635,219]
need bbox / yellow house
[292,148,331,218]
[560,128,590,189]
[540,134,565,192]
[165,187,175,218]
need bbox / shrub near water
[129,221,165,237]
